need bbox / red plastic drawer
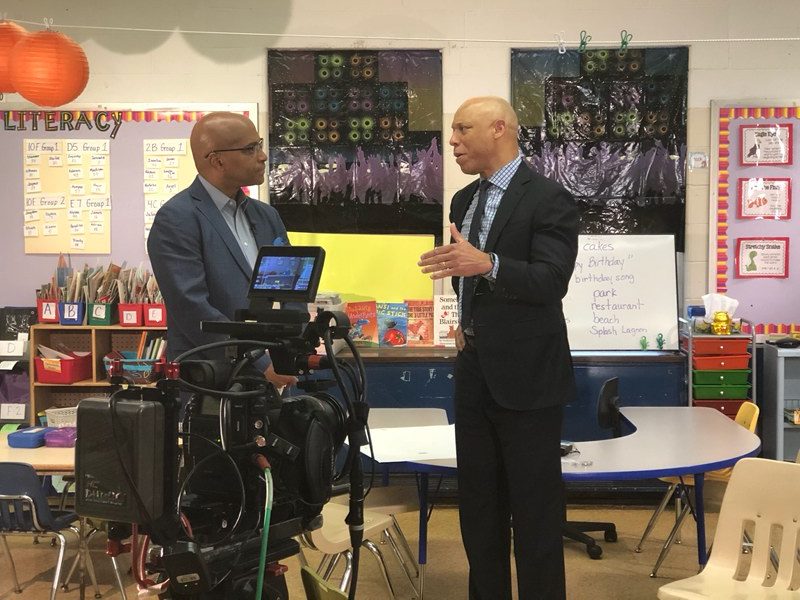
[690,337,749,356]
[693,399,747,418]
[692,353,750,370]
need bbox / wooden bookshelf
[28,323,166,425]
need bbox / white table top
[366,407,762,481]
[0,432,75,474]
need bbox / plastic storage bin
[103,351,163,384]
[692,354,751,370]
[35,354,93,384]
[45,406,78,428]
[692,369,750,385]
[45,427,77,447]
[693,399,748,417]
[143,304,167,327]
[118,303,144,327]
[88,302,118,326]
[690,337,750,356]
[692,384,751,399]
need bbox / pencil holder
[36,298,59,323]
[143,303,167,327]
[58,301,85,326]
[88,302,118,326]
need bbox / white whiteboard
[564,235,678,351]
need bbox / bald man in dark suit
[419,97,579,599]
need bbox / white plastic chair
[658,457,800,599]
[308,408,443,596]
[637,401,759,576]
[300,502,415,598]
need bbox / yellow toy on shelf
[711,311,733,335]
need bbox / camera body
[74,246,367,599]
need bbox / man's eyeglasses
[205,138,264,159]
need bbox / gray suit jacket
[147,176,290,361]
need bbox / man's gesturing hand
[418,223,493,281]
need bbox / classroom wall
[2,0,800,309]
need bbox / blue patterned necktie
[460,180,490,329]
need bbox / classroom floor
[0,501,715,600]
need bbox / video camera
[74,246,371,599]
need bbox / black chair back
[596,377,621,438]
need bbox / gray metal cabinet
[762,345,800,461]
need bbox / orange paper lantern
[0,20,28,92]
[9,29,89,107]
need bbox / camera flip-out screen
[248,245,325,303]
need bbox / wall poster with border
[710,102,800,336]
[734,237,790,279]
[739,123,793,166]
[736,177,791,220]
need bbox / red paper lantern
[9,29,89,107]
[0,20,28,92]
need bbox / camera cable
[175,438,247,548]
[253,454,274,600]
[172,340,278,399]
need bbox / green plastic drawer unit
[692,353,750,370]
[692,369,750,385]
[692,384,750,399]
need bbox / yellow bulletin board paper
[143,139,197,246]
[23,138,111,254]
[287,232,434,302]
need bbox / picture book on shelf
[434,294,458,347]
[345,300,378,346]
[377,302,408,347]
[405,299,434,346]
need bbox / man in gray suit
[147,111,296,388]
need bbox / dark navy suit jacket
[450,162,579,410]
[147,176,290,361]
